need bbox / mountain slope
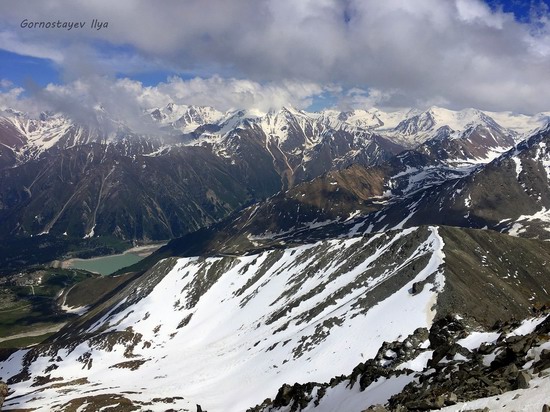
[0,144,278,240]
[1,104,545,242]
[352,127,550,238]
[156,125,550,260]
[2,226,550,411]
[0,107,406,241]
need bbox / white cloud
[156,76,323,112]
[0,79,13,89]
[336,88,397,111]
[1,0,550,113]
[40,75,323,113]
[0,30,64,63]
[455,0,507,27]
[0,86,25,110]
[3,75,325,132]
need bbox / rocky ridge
[250,310,550,412]
[2,226,550,411]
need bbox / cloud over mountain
[1,0,550,113]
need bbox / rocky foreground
[251,309,550,411]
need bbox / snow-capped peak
[485,110,550,137]
[149,103,225,133]
[313,108,386,131]
[395,106,493,135]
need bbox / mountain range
[1,105,548,241]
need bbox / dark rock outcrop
[251,311,550,412]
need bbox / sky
[0,0,550,119]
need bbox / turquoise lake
[68,253,144,275]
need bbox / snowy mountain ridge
[2,224,550,411]
[192,105,548,143]
[2,104,547,169]
[0,109,166,164]
[149,103,225,133]
[0,103,548,240]
[171,126,550,265]
[0,226,446,411]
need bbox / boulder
[0,381,7,409]
[533,349,550,374]
[411,282,423,295]
[362,405,389,412]
[514,371,531,389]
